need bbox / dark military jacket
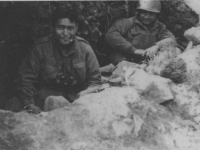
[17,35,101,106]
[105,16,176,64]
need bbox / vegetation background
[0,0,198,109]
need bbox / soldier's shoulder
[114,17,135,25]
[157,20,166,28]
[76,36,90,45]
[33,35,52,46]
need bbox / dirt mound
[1,86,200,150]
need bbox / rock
[171,83,200,123]
[146,46,181,75]
[184,26,200,44]
[161,46,200,83]
[160,58,187,83]
[123,67,174,103]
[112,60,146,77]
[44,96,71,111]
[1,86,200,150]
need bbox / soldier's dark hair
[52,9,78,27]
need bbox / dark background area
[0,0,198,109]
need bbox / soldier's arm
[156,23,177,48]
[84,44,101,88]
[105,18,137,55]
[17,47,41,107]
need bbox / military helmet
[137,0,161,13]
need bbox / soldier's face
[138,10,157,26]
[54,18,78,45]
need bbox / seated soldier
[12,9,101,113]
[105,0,177,65]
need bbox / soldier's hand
[78,86,100,97]
[26,104,41,114]
[144,45,159,58]
[134,49,146,57]
[78,90,88,97]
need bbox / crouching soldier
[6,9,101,113]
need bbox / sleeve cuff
[128,47,137,55]
[22,98,35,107]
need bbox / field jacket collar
[53,36,78,57]
[135,17,159,31]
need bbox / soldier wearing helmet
[105,0,178,65]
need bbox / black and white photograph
[1,0,200,149]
